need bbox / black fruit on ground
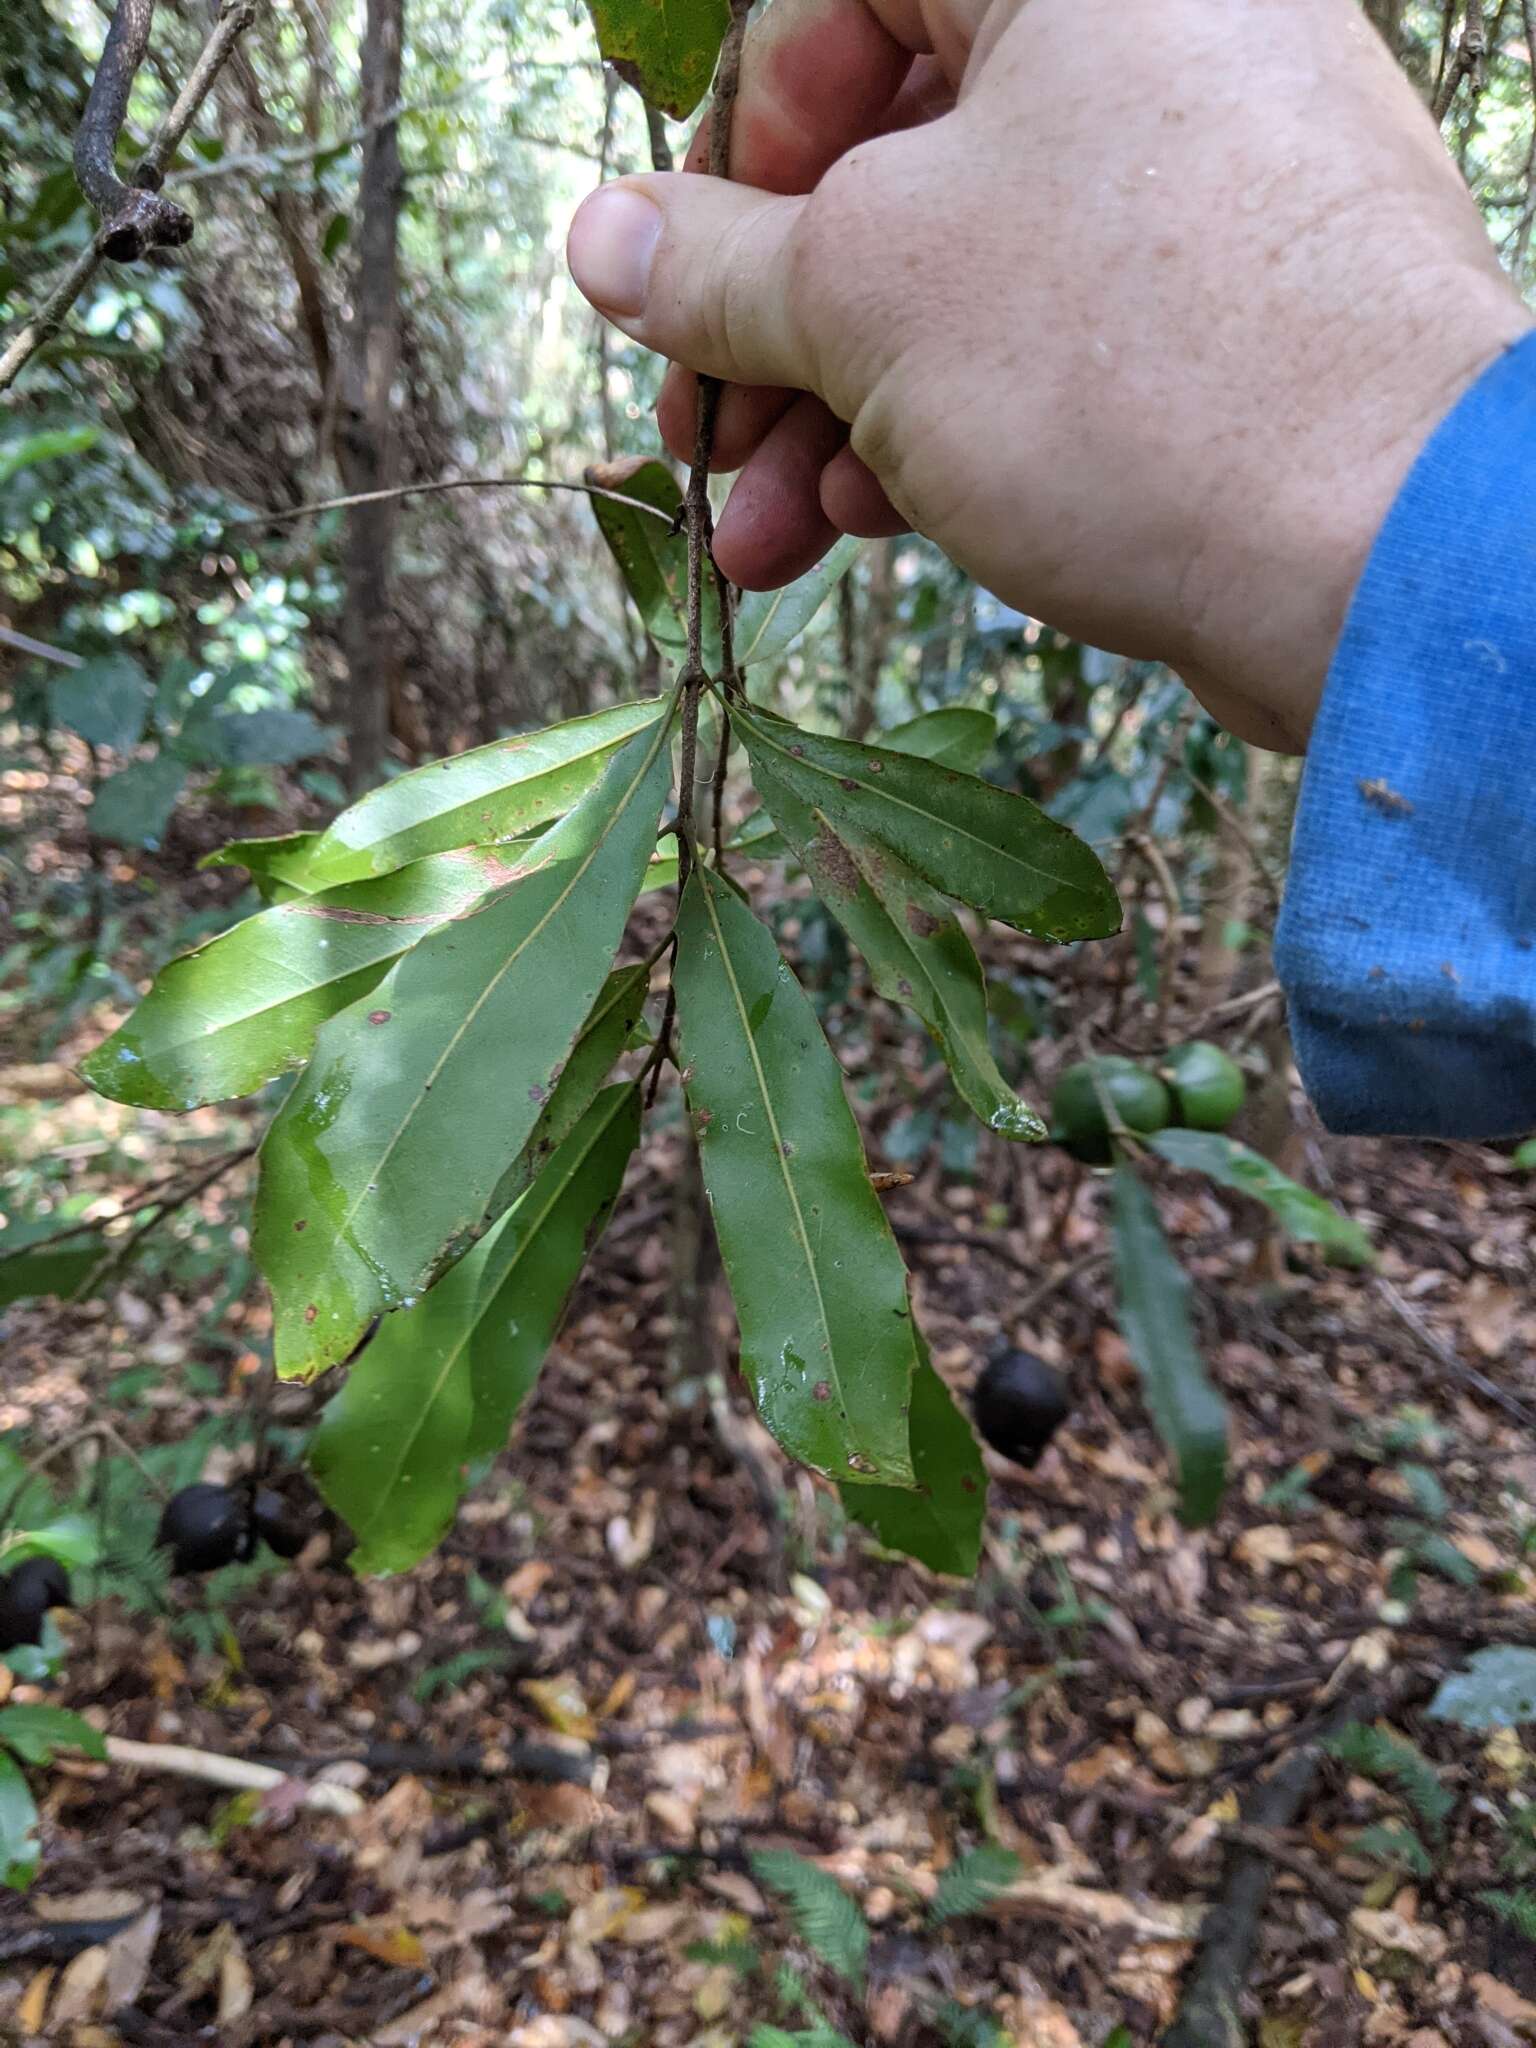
[1049,1056,1171,1165]
[0,1555,72,1652]
[252,1487,308,1559]
[157,1483,253,1573]
[971,1348,1072,1467]
[1160,1040,1247,1130]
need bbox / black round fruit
[251,1487,308,1559]
[0,1556,72,1652]
[971,1348,1072,1468]
[157,1483,253,1574]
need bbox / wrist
[1177,272,1533,753]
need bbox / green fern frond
[1480,1888,1536,1941]
[931,1998,1011,2047]
[1327,1722,1454,1838]
[751,1849,870,1988]
[1353,1823,1434,1877]
[929,1843,1023,1925]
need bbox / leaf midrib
[355,1086,636,1531]
[313,703,659,878]
[331,714,670,1260]
[823,807,1008,1102]
[740,708,1083,898]
[693,871,861,1469]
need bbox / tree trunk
[336,0,404,794]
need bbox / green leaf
[1148,1130,1374,1266]
[2,1517,100,1569]
[190,704,337,768]
[1326,1723,1452,1837]
[82,845,529,1112]
[1399,1463,1447,1522]
[1513,1138,1536,1171]
[879,706,998,774]
[465,1083,640,1460]
[296,700,664,890]
[734,705,1118,942]
[50,653,151,753]
[734,538,860,669]
[1480,1889,1536,1939]
[674,866,917,1487]
[750,1849,869,1987]
[1109,1165,1228,1527]
[0,1754,39,1890]
[0,1706,106,1766]
[200,830,325,902]
[840,1347,986,1573]
[311,1085,639,1572]
[1402,1525,1480,1587]
[752,759,1045,1140]
[0,1240,106,1308]
[0,424,100,486]
[928,1843,1023,1924]
[255,716,673,1380]
[484,966,649,1220]
[584,0,731,118]
[1354,1823,1433,1878]
[584,457,719,660]
[88,754,187,845]
[1430,1646,1536,1731]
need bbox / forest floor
[3,834,1536,2047]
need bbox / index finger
[682,0,922,193]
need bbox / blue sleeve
[1273,330,1536,1141]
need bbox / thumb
[566,173,817,394]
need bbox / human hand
[567,0,1529,750]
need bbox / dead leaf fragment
[50,1944,109,2026]
[522,1674,597,1740]
[1350,1908,1448,1965]
[102,1903,162,2010]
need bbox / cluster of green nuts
[1048,1041,1246,1164]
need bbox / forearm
[1275,331,1536,1140]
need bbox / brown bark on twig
[1432,0,1488,120]
[1163,1688,1367,2048]
[74,0,193,260]
[0,0,258,393]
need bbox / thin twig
[709,699,733,864]
[232,472,677,529]
[1184,767,1283,916]
[0,626,84,670]
[6,1419,169,1507]
[0,0,258,393]
[1163,1686,1369,2048]
[1432,0,1488,120]
[74,0,194,260]
[1374,1273,1536,1429]
[643,102,674,172]
[672,0,752,893]
[68,1146,255,1302]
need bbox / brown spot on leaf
[304,1304,318,1325]
[809,829,859,899]
[813,1382,832,1402]
[368,1009,392,1025]
[294,1219,308,1233]
[904,901,941,939]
